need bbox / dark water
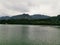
[0,25,60,45]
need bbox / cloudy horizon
[0,0,60,16]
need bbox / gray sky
[0,0,60,16]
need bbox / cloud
[51,0,60,16]
[0,0,60,16]
[4,0,29,13]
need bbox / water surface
[0,25,60,45]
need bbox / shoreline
[0,24,60,26]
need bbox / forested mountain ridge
[0,14,60,25]
[0,14,50,20]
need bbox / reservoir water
[0,25,60,45]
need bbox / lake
[0,25,60,45]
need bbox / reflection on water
[0,25,60,45]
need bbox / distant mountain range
[0,14,50,20]
[0,16,10,20]
[0,14,60,25]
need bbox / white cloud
[0,0,60,16]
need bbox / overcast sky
[0,0,60,16]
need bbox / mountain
[31,14,50,19]
[11,14,50,19]
[11,14,31,19]
[0,16,10,20]
[0,14,60,25]
[0,14,50,20]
